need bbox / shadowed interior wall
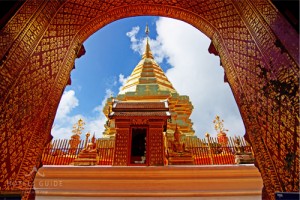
[0,0,298,199]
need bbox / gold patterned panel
[229,0,299,196]
[78,4,216,43]
[0,1,42,58]
[148,128,164,166]
[0,0,63,195]
[114,128,130,166]
[250,0,299,63]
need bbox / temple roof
[110,111,170,117]
[119,30,176,95]
[109,100,170,118]
[113,100,168,111]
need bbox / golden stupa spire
[143,24,154,59]
[119,23,176,95]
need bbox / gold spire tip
[142,23,153,59]
[145,23,149,36]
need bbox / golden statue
[171,127,189,155]
[167,125,194,165]
[233,137,254,164]
[83,133,97,153]
[234,137,245,155]
[74,133,98,166]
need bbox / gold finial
[142,23,154,59]
[145,23,150,36]
[72,118,85,136]
[213,115,228,133]
[84,132,90,148]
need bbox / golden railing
[42,136,252,165]
[42,138,115,165]
[184,136,253,165]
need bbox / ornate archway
[0,1,298,199]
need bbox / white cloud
[126,27,168,63]
[126,26,139,42]
[84,89,113,138]
[51,89,113,139]
[55,90,79,119]
[118,73,129,92]
[157,17,245,137]
[126,26,142,53]
[51,90,81,139]
[126,17,245,138]
[119,74,128,85]
[51,113,85,139]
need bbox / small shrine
[109,100,170,166]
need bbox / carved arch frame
[0,0,298,199]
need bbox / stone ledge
[34,165,263,199]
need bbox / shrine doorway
[130,127,148,165]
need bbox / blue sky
[52,16,245,139]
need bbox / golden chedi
[102,25,196,165]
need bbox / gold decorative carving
[113,129,129,166]
[148,128,164,166]
[131,119,148,125]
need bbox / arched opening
[51,16,244,140]
[0,1,298,200]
